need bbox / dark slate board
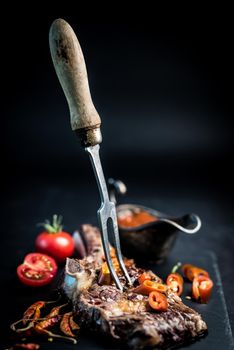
[2,251,233,350]
[149,250,234,350]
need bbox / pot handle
[108,178,127,204]
[160,213,202,234]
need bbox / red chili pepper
[69,315,80,332]
[132,280,168,295]
[34,303,67,334]
[192,275,213,303]
[60,312,75,337]
[34,327,77,344]
[148,291,168,312]
[47,303,67,318]
[182,264,209,282]
[11,297,61,334]
[166,273,183,296]
[35,316,61,334]
[138,272,152,284]
[22,301,45,325]
[32,303,77,344]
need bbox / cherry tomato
[17,253,57,287]
[192,275,213,303]
[35,215,74,263]
[182,264,209,281]
[148,291,168,311]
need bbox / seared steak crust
[63,225,207,349]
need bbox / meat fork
[49,19,132,291]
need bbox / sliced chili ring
[133,280,168,295]
[138,272,152,284]
[192,275,213,303]
[166,273,183,296]
[148,291,168,311]
[182,264,209,281]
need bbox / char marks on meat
[63,225,207,349]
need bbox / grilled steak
[62,224,207,349]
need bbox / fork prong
[87,145,126,291]
[98,212,123,291]
[109,213,132,286]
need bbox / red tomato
[17,253,57,287]
[35,215,74,263]
[35,231,74,263]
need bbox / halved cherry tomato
[192,275,213,303]
[133,280,168,295]
[148,291,168,311]
[17,253,57,287]
[166,273,183,296]
[138,272,152,284]
[182,264,209,282]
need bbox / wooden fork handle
[49,18,102,146]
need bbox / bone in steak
[62,224,207,349]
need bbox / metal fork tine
[87,145,131,291]
[110,214,132,286]
[98,213,123,291]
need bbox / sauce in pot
[118,210,157,228]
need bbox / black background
[2,8,234,347]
